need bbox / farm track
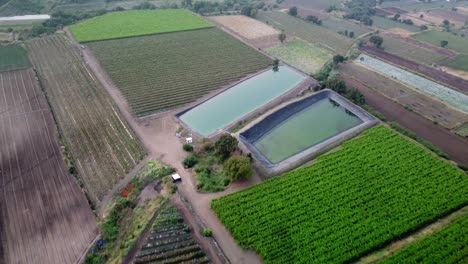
[26,35,146,204]
[361,45,468,93]
[0,68,97,264]
[341,74,468,166]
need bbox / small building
[171,173,181,182]
[185,137,193,144]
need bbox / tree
[420,25,428,31]
[241,5,257,18]
[306,15,321,25]
[182,0,192,7]
[288,6,298,16]
[278,32,286,43]
[369,35,383,48]
[326,78,347,94]
[224,156,253,182]
[392,14,400,21]
[333,54,345,65]
[440,40,448,48]
[215,134,238,161]
[273,59,279,72]
[347,89,366,105]
[349,31,355,38]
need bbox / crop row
[381,215,467,263]
[212,125,468,263]
[134,205,208,264]
[356,54,468,113]
[26,35,146,203]
[89,28,272,116]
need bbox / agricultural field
[0,68,97,263]
[380,215,468,264]
[430,9,468,26]
[69,9,213,42]
[212,125,468,263]
[266,39,332,75]
[257,11,354,54]
[0,44,30,72]
[456,123,468,137]
[209,15,279,40]
[376,34,448,65]
[371,16,419,32]
[340,62,468,129]
[446,54,468,72]
[321,17,372,37]
[89,28,272,116]
[413,30,468,54]
[356,54,468,113]
[133,205,209,264]
[361,45,468,93]
[27,35,146,204]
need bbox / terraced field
[381,215,468,264]
[212,125,468,263]
[89,28,272,116]
[27,35,146,204]
[133,205,209,264]
[266,39,331,75]
[257,11,353,54]
[0,68,97,264]
[70,9,213,42]
[0,44,31,72]
[321,17,372,37]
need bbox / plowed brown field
[0,69,97,264]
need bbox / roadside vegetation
[70,9,213,42]
[212,125,467,263]
[85,161,175,264]
[89,28,271,116]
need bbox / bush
[225,156,253,182]
[183,154,198,168]
[203,228,213,237]
[215,134,238,161]
[183,144,194,152]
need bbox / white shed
[171,173,181,182]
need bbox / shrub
[203,228,213,237]
[215,134,238,161]
[183,144,194,152]
[183,154,198,168]
[225,156,253,182]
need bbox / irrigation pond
[178,66,306,136]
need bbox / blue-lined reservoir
[178,66,307,136]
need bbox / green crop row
[70,9,213,42]
[212,125,467,264]
[27,35,146,204]
[89,28,272,116]
[380,215,468,263]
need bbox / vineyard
[133,205,209,264]
[266,39,331,75]
[89,28,272,116]
[380,215,468,263]
[69,9,213,42]
[27,35,146,204]
[356,54,468,113]
[212,125,468,263]
[257,11,353,54]
[0,44,31,72]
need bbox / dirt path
[64,29,264,264]
[342,74,468,167]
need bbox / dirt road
[67,29,264,263]
[342,74,468,167]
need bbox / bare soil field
[341,63,468,129]
[361,45,468,93]
[27,35,147,204]
[382,32,458,58]
[208,15,281,49]
[0,69,97,264]
[340,73,468,167]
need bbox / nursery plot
[257,11,353,54]
[89,28,272,116]
[69,9,213,42]
[266,39,332,75]
[212,125,468,264]
[0,69,97,264]
[356,54,468,113]
[0,44,31,72]
[381,215,468,264]
[27,35,146,204]
[133,205,209,264]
